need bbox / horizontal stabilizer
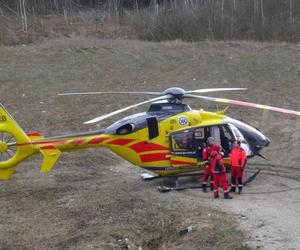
[40,146,61,173]
[27,132,44,140]
[0,167,16,180]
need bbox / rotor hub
[162,87,186,99]
[0,141,8,153]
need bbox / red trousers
[201,164,213,186]
[213,173,229,198]
[231,166,243,188]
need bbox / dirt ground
[199,174,300,250]
[0,38,300,249]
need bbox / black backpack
[215,158,223,174]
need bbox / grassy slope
[1,38,300,249]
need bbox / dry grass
[0,12,125,46]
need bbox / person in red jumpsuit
[210,145,232,199]
[201,137,215,192]
[230,140,247,194]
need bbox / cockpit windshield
[227,123,247,143]
[225,118,270,156]
[227,122,252,156]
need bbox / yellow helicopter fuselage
[0,102,269,180]
[0,103,229,179]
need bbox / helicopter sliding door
[169,124,238,168]
[169,129,197,167]
[194,124,235,161]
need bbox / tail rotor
[0,131,17,163]
[0,104,36,180]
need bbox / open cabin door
[169,129,197,167]
[169,124,238,168]
[194,125,235,163]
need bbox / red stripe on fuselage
[70,139,85,145]
[27,132,42,137]
[140,153,169,163]
[40,145,56,150]
[19,136,109,147]
[170,160,195,165]
[18,140,65,146]
[88,137,109,144]
[108,139,135,146]
[130,142,169,153]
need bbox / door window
[210,126,221,145]
[171,131,194,152]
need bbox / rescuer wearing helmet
[201,137,215,193]
[230,140,247,194]
[211,144,232,199]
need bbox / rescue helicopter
[0,87,299,190]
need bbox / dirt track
[195,174,300,250]
[1,38,300,249]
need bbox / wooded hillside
[0,0,299,45]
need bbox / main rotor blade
[186,88,247,94]
[84,95,172,124]
[58,91,160,96]
[186,94,300,116]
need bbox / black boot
[238,177,243,194]
[202,184,207,193]
[230,176,236,192]
[224,193,233,199]
[210,183,214,191]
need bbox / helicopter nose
[226,118,270,154]
[253,136,270,153]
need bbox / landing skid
[141,173,161,181]
[158,172,205,193]
[244,169,261,185]
[141,169,261,193]
[141,172,205,192]
[157,184,203,193]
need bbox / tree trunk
[0,4,4,17]
[260,0,265,28]
[19,0,28,32]
[289,0,293,26]
[221,0,224,26]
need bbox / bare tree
[260,0,265,28]
[290,0,294,26]
[221,0,224,26]
[0,4,4,17]
[19,0,27,32]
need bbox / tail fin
[0,104,35,180]
[39,145,61,173]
